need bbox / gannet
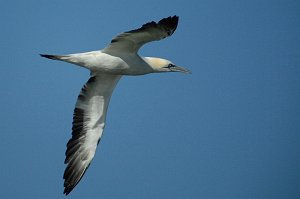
[40,15,190,195]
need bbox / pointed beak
[171,66,192,74]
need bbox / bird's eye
[168,64,175,68]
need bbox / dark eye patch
[168,64,175,68]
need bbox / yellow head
[144,57,191,74]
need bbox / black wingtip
[63,187,73,196]
[63,179,78,196]
[40,54,58,60]
[158,15,179,35]
[170,15,179,21]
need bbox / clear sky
[0,0,299,198]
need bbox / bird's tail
[40,53,89,69]
[40,54,67,61]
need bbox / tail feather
[40,53,85,68]
[40,54,64,60]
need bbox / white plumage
[40,15,190,195]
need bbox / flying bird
[40,15,190,195]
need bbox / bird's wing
[102,15,179,54]
[63,74,121,195]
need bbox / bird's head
[145,57,191,74]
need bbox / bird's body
[40,15,190,195]
[44,51,159,75]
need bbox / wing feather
[63,74,121,195]
[103,15,179,54]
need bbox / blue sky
[0,0,299,198]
